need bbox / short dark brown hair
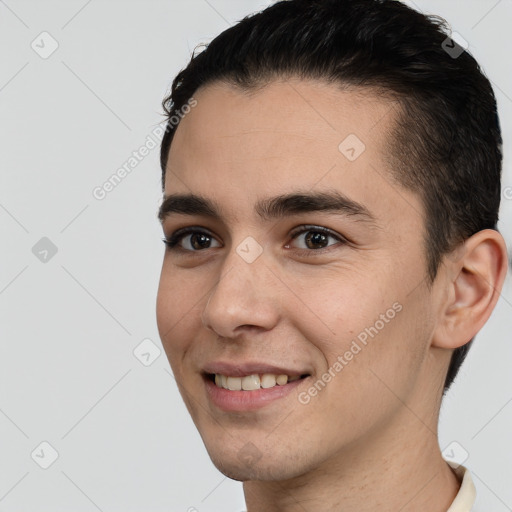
[160,0,503,393]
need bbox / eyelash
[162,225,348,257]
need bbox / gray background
[0,0,511,510]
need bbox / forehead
[169,78,394,163]
[164,79,423,232]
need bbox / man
[156,0,508,510]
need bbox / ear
[432,229,509,349]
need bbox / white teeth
[276,374,288,386]
[261,374,277,388]
[226,376,242,391]
[213,372,303,390]
[242,374,261,391]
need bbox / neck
[243,395,460,512]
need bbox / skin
[156,79,508,511]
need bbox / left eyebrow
[158,190,379,227]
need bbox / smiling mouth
[207,373,310,391]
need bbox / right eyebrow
[158,190,380,228]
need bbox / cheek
[291,268,424,386]
[156,270,173,338]
[156,267,196,366]
[321,284,431,408]
[289,271,392,354]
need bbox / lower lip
[204,376,307,412]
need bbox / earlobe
[432,229,508,350]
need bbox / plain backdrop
[0,1,511,511]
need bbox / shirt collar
[445,460,477,512]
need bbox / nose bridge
[201,239,279,337]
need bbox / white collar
[445,460,477,512]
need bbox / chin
[212,461,260,482]
[205,443,310,482]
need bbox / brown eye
[287,225,347,254]
[163,228,221,252]
[303,231,330,249]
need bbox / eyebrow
[158,191,379,227]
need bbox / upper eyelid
[289,225,344,239]
[165,225,347,250]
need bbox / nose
[201,245,281,339]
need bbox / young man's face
[157,79,449,481]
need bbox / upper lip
[202,361,310,378]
